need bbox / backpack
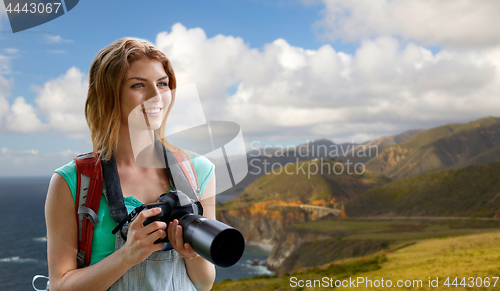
[74,146,201,268]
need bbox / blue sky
[1,0,499,176]
[2,1,330,98]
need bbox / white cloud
[34,67,89,137]
[155,23,500,144]
[5,97,45,133]
[314,0,500,48]
[44,34,73,43]
[0,54,13,129]
[0,66,88,137]
[0,148,80,176]
[0,54,12,74]
[2,22,499,148]
[3,48,19,54]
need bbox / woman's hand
[167,219,199,260]
[121,207,167,266]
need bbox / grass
[212,255,388,291]
[212,231,500,290]
[339,231,500,291]
[364,117,500,179]
[290,218,500,241]
[345,160,500,217]
[224,159,388,208]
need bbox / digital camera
[117,189,245,268]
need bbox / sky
[0,0,500,176]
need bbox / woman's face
[120,57,172,131]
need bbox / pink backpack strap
[172,150,200,198]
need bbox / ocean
[0,178,272,291]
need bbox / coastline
[245,242,274,253]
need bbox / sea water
[0,178,273,290]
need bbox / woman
[45,38,216,291]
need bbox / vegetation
[365,116,500,179]
[214,116,500,290]
[346,160,500,217]
[291,218,500,240]
[339,231,500,291]
[279,218,500,274]
[278,238,391,275]
[212,231,500,290]
[224,159,389,209]
[213,255,388,291]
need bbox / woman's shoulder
[188,152,215,174]
[54,159,77,199]
[56,159,76,173]
[186,152,215,197]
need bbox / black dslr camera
[112,189,245,268]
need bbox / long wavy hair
[85,37,182,161]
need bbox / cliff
[217,201,331,270]
[217,200,316,245]
[217,158,390,272]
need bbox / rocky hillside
[342,129,425,165]
[364,116,500,179]
[226,159,389,207]
[220,139,360,197]
[217,159,390,269]
[346,160,500,217]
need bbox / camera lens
[180,214,245,267]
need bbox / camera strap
[108,139,201,233]
[156,138,200,203]
[74,139,201,267]
[101,154,129,224]
[111,204,147,236]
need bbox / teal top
[55,153,215,266]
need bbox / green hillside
[225,159,390,207]
[345,160,500,217]
[278,217,500,275]
[365,116,500,179]
[212,231,500,291]
[342,129,424,165]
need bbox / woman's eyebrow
[127,77,146,81]
[127,76,169,82]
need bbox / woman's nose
[146,87,162,102]
[147,93,162,102]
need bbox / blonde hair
[85,37,183,161]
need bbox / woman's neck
[115,124,164,169]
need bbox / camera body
[142,189,202,244]
[132,189,245,268]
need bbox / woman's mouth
[141,108,162,115]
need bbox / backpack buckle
[77,250,86,268]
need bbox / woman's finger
[142,220,167,235]
[129,207,162,230]
[146,228,167,245]
[167,220,176,245]
[167,219,198,259]
[174,225,186,252]
[175,225,198,259]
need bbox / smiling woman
[122,59,172,135]
[43,38,217,291]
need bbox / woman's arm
[45,173,167,291]
[168,173,217,291]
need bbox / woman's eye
[132,83,144,88]
[157,82,168,88]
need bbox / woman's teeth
[142,108,161,114]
